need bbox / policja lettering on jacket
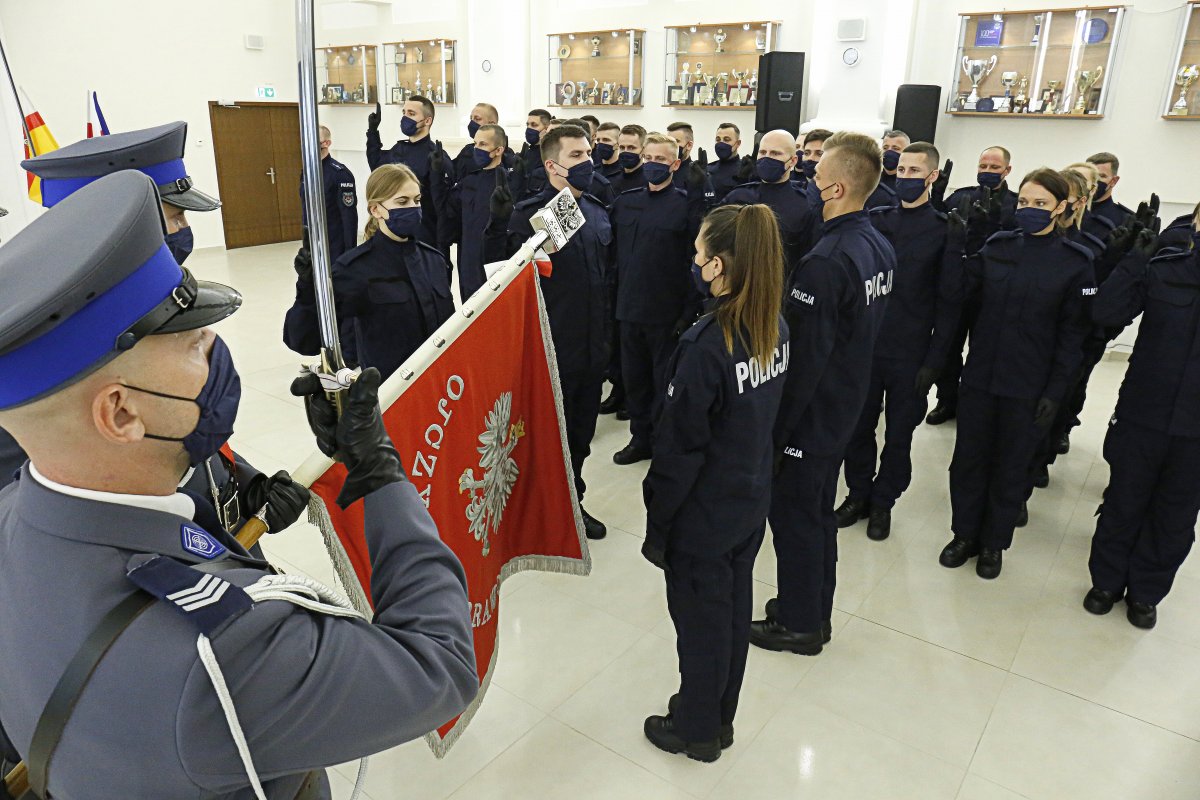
[734,342,790,394]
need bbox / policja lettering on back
[735,342,790,394]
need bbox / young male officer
[594,121,624,181]
[752,132,896,656]
[610,133,703,465]
[433,123,514,301]
[0,172,477,798]
[484,125,612,540]
[1082,151,1136,237]
[365,96,452,250]
[708,122,744,204]
[608,124,648,196]
[879,129,910,192]
[836,142,950,541]
[725,129,819,280]
[926,144,1018,425]
[451,102,509,178]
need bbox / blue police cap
[0,172,241,409]
[22,121,220,211]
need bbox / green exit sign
[255,85,276,99]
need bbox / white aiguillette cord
[196,574,369,800]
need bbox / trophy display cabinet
[947,7,1126,119]
[383,39,457,106]
[547,30,645,108]
[1162,3,1200,119]
[663,22,779,109]
[316,44,379,106]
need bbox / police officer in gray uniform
[17,124,308,537]
[0,172,477,799]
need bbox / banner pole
[0,34,33,157]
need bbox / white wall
[0,0,297,250]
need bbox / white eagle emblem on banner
[458,392,525,556]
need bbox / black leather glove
[1129,227,1160,264]
[490,166,514,221]
[641,533,667,571]
[293,246,313,282]
[429,141,446,178]
[1034,397,1059,429]
[1135,195,1160,232]
[946,209,968,253]
[242,470,311,533]
[290,367,406,508]
[931,158,953,208]
[915,366,939,398]
[687,147,708,192]
[367,101,381,133]
[1105,223,1139,258]
[736,154,755,184]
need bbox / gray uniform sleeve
[176,480,476,790]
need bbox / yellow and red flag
[20,89,59,203]
[293,256,591,756]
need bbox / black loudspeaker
[893,84,942,145]
[755,51,805,136]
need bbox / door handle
[266,166,277,184]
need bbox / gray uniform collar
[9,464,263,567]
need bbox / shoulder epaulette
[126,554,253,636]
[679,312,718,343]
[1061,237,1095,262]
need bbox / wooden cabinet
[1163,3,1200,119]
[547,30,645,108]
[384,39,457,106]
[316,45,378,106]
[664,22,778,109]
[947,7,1125,119]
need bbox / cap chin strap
[115,268,199,351]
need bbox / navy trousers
[560,374,603,501]
[1089,418,1200,606]
[949,385,1041,550]
[620,321,676,448]
[666,526,764,742]
[769,451,841,633]
[843,358,928,510]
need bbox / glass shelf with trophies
[547,30,645,108]
[317,44,379,106]
[664,22,779,108]
[1163,2,1200,119]
[383,40,456,106]
[947,7,1126,119]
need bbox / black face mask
[165,228,194,265]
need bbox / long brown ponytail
[700,204,784,365]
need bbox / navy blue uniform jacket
[941,231,1096,403]
[868,202,953,366]
[364,133,452,248]
[609,166,648,195]
[485,188,613,380]
[333,234,454,381]
[1094,246,1200,437]
[301,156,358,262]
[775,210,897,456]
[1082,195,1134,240]
[437,166,511,300]
[644,310,790,555]
[707,155,743,205]
[611,181,703,326]
[724,180,819,275]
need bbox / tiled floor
[197,241,1200,799]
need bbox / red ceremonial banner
[307,262,590,755]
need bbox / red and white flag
[293,257,590,756]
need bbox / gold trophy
[1013,75,1029,114]
[1169,65,1199,116]
[714,28,727,54]
[1071,66,1103,114]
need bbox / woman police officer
[640,204,790,762]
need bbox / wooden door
[208,101,303,249]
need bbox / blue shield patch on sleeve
[181,524,227,560]
[127,555,253,635]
